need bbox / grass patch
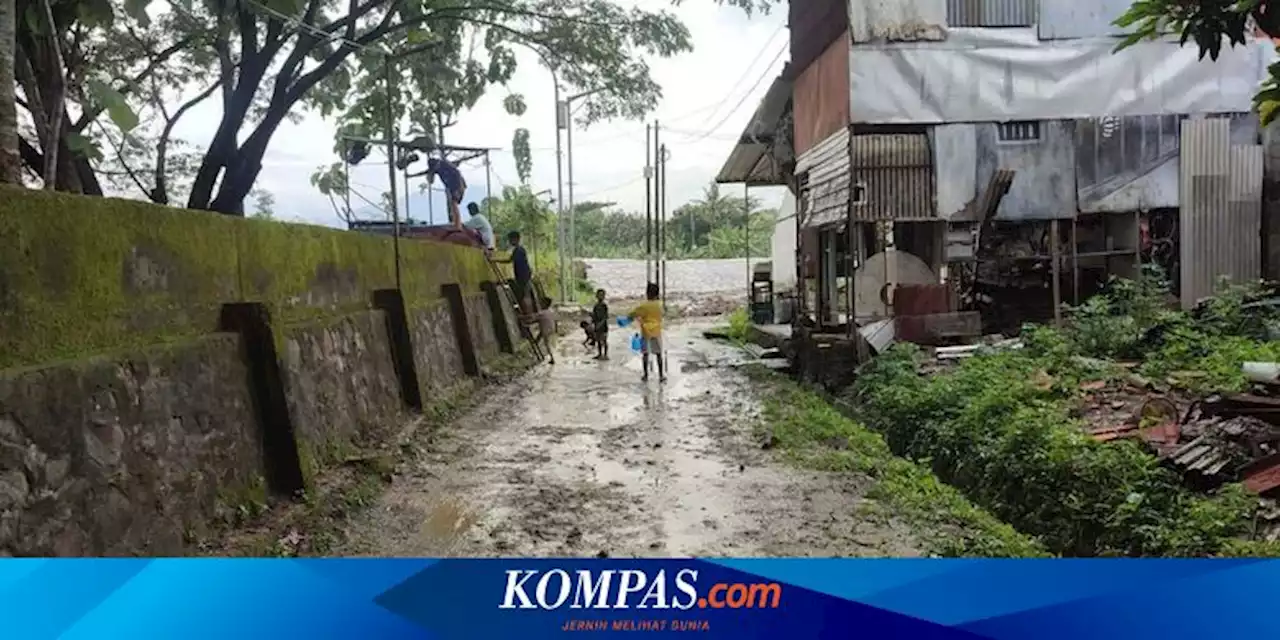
[848,329,1277,557]
[747,366,1047,558]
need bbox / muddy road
[339,321,922,558]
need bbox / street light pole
[553,76,567,305]
[563,88,602,280]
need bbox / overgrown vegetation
[1066,266,1280,393]
[846,267,1280,556]
[724,307,751,342]
[749,368,1047,558]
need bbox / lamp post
[562,87,603,275]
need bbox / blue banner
[2,558,1277,639]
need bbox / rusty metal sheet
[793,32,850,157]
[1243,454,1280,494]
[1178,119,1262,309]
[894,311,981,344]
[893,284,954,316]
[850,134,936,221]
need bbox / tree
[1114,0,1280,123]
[0,0,17,184]
[181,0,773,216]
[249,186,275,218]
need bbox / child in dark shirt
[590,289,609,360]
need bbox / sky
[168,0,790,228]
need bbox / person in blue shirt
[425,157,467,229]
[496,230,533,312]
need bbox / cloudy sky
[169,1,789,227]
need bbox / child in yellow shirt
[628,282,665,382]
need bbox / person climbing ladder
[425,156,467,229]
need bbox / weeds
[847,332,1277,557]
[749,367,1047,558]
[1066,266,1280,393]
[725,307,751,343]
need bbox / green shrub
[725,307,751,342]
[752,369,1047,558]
[848,344,1277,556]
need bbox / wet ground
[339,320,921,558]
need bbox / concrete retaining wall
[0,187,527,555]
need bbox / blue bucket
[617,316,632,328]
[630,334,643,352]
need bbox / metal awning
[714,69,794,186]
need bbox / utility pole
[645,123,653,284]
[653,121,661,287]
[382,54,401,288]
[660,143,668,312]
[563,88,601,276]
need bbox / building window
[946,0,1036,27]
[852,182,867,205]
[997,121,1041,143]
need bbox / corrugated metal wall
[851,134,936,221]
[797,129,851,229]
[1179,119,1263,309]
[947,0,1036,27]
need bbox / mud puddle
[338,320,921,557]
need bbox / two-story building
[719,0,1273,337]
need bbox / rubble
[1087,391,1280,493]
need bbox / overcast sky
[168,1,789,227]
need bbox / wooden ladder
[482,252,547,361]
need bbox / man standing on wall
[425,156,467,229]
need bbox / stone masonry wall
[0,335,264,556]
[280,310,406,476]
[0,187,528,556]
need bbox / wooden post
[1051,219,1062,326]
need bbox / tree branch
[72,36,196,134]
[94,122,153,199]
[155,79,224,205]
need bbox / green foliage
[1113,0,1278,123]
[751,369,1048,557]
[1063,265,1280,394]
[561,182,775,260]
[725,307,751,342]
[848,334,1279,557]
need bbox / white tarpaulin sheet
[849,28,1274,124]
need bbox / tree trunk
[0,0,19,184]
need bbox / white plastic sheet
[849,29,1274,124]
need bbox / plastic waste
[630,334,643,353]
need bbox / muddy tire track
[339,321,922,558]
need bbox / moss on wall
[0,186,500,369]
[0,187,240,369]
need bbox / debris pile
[1084,383,1280,495]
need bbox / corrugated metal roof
[715,71,794,185]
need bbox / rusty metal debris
[1084,392,1280,493]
